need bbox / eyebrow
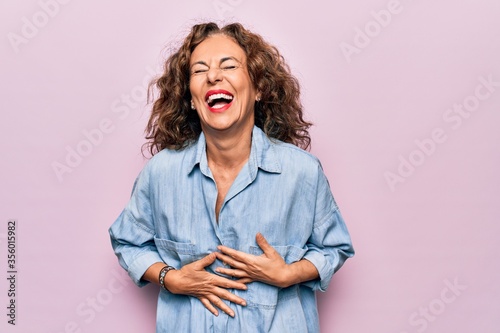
[190,61,209,69]
[190,56,241,68]
[220,56,240,64]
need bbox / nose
[206,67,223,84]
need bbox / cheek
[189,80,202,99]
[191,93,204,104]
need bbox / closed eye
[192,69,208,74]
[190,61,209,75]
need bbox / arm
[141,256,248,318]
[109,166,248,317]
[215,165,354,290]
[215,233,318,288]
[301,168,354,292]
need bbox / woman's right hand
[163,253,248,317]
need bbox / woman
[109,22,354,332]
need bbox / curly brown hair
[145,22,312,155]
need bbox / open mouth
[205,90,234,111]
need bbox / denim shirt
[109,126,354,333]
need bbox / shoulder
[270,139,322,170]
[262,138,327,186]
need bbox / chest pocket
[154,237,199,267]
[246,245,307,308]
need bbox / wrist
[280,260,318,288]
[276,264,295,288]
[162,268,182,294]
[159,265,176,291]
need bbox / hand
[163,253,247,317]
[215,233,291,288]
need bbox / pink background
[1,1,499,332]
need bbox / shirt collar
[187,126,282,175]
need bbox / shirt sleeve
[302,165,354,292]
[109,164,163,287]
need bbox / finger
[256,233,275,255]
[199,297,219,317]
[216,267,249,279]
[215,252,246,269]
[235,277,254,284]
[193,253,217,269]
[217,245,248,262]
[212,274,248,290]
[214,287,247,307]
[206,294,236,317]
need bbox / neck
[204,125,253,170]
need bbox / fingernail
[241,301,246,306]
[229,311,234,317]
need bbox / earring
[191,101,195,110]
[256,95,261,102]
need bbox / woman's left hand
[215,233,291,288]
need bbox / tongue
[211,100,230,109]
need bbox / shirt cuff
[303,251,334,292]
[127,251,164,287]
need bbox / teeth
[207,93,233,103]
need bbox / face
[189,34,259,137]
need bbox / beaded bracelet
[159,265,176,291]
